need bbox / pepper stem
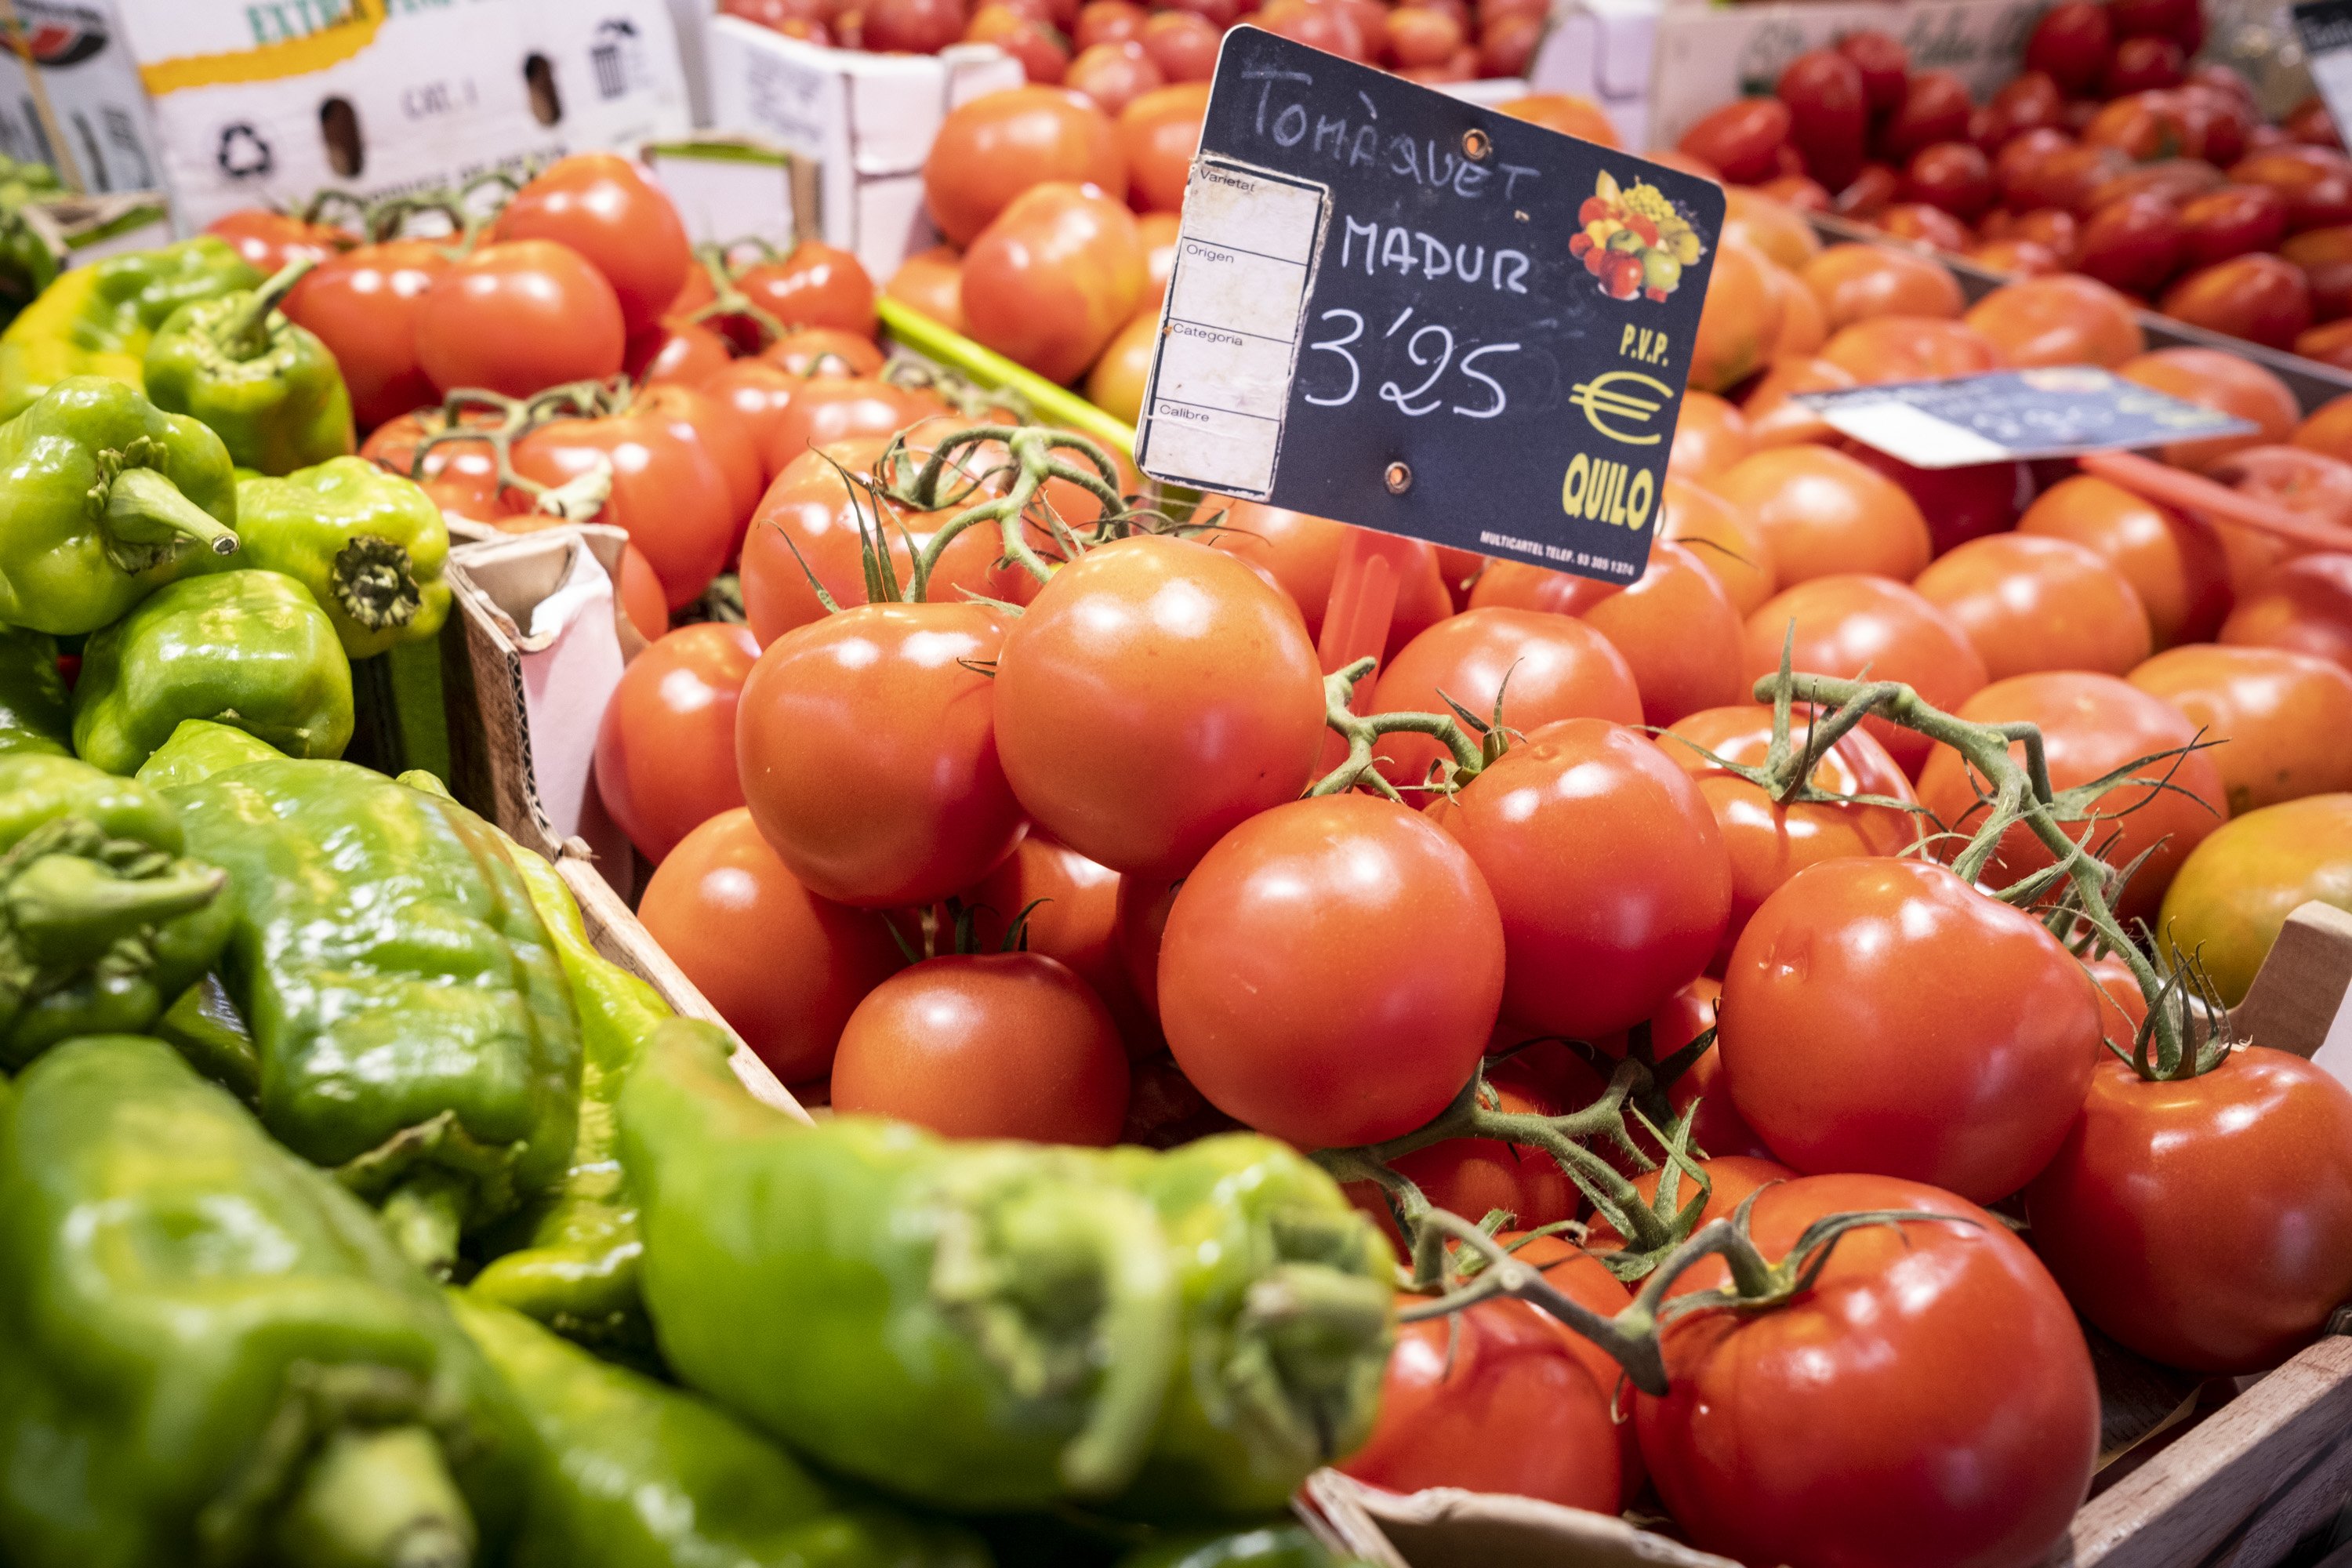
[331,535,423,631]
[103,466,240,562]
[267,1425,475,1568]
[4,852,225,964]
[223,256,320,361]
[380,1173,467,1282]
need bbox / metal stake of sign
[0,0,85,193]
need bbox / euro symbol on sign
[1570,370,1673,445]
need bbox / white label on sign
[1820,401,2017,466]
[1137,159,1327,499]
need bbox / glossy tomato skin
[698,360,808,485]
[1339,1297,1621,1512]
[2159,253,2314,350]
[1159,794,1504,1148]
[637,808,905,1083]
[737,601,1028,908]
[758,376,951,477]
[733,241,879,339]
[1638,1174,2099,1568]
[1661,704,1921,967]
[509,414,733,611]
[1367,604,1641,786]
[2026,1050,2352,1373]
[1474,544,1747,728]
[1118,82,1208,214]
[593,622,759,862]
[1646,977,1778,1159]
[490,152,691,335]
[1367,1055,1578,1238]
[1916,671,2230,924]
[1962,275,2147,369]
[961,831,1153,1051]
[1742,575,1990,775]
[1722,858,2100,1200]
[1436,719,1732,1040]
[1779,49,1869,191]
[1677,97,1791,185]
[361,409,500,516]
[1583,1151,1796,1246]
[830,953,1131,1145]
[994,535,1327,877]
[1660,477,1775,616]
[617,544,669,641]
[633,382,763,543]
[1912,532,2155,681]
[960,182,1145,383]
[628,318,731,387]
[1842,443,2027,555]
[924,85,1126,247]
[2122,345,2300,470]
[415,239,626,397]
[1708,445,1933,586]
[206,209,351,274]
[2222,553,2352,675]
[1802,240,1965,328]
[2129,644,2352,813]
[2017,474,2234,647]
[2157,793,2352,1004]
[285,240,450,431]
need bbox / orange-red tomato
[637,808,905,1083]
[1962,274,2147,365]
[628,318,732,388]
[1136,209,1180,308]
[1722,187,1823,271]
[884,245,967,335]
[415,240,626,398]
[1708,445,1933,586]
[1743,574,1991,775]
[489,152,691,336]
[206,208,353,274]
[1661,703,1922,966]
[1739,354,1857,448]
[1498,92,1621,147]
[1196,504,1448,655]
[760,326,886,379]
[2220,552,2352,675]
[1582,1152,1798,1247]
[960,831,1153,1051]
[1082,305,1156,423]
[2017,474,2234,648]
[1668,390,1754,485]
[923,85,1125,247]
[593,622,759,862]
[1659,477,1777,616]
[1912,533,2155,681]
[960,182,1144,383]
[1138,8,1218,79]
[2128,642,2352,812]
[696,361,809,485]
[1367,604,1642,786]
[1842,445,2025,557]
[632,382,763,547]
[1472,545,1747,728]
[617,543,669,641]
[758,376,952,477]
[2158,252,2313,350]
[1690,239,1782,393]
[2118,346,2299,469]
[508,413,734,610]
[730,242,880,340]
[1820,315,2006,383]
[1117,82,1207,213]
[360,408,500,517]
[1915,670,2230,921]
[1065,40,1163,117]
[1802,241,1965,328]
[2293,390,2352,463]
[284,239,450,431]
[1647,977,1778,1160]
[1363,1055,1578,1239]
[1766,263,1829,358]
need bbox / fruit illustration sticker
[1573,171,1706,302]
[1135,26,1724,586]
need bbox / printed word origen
[1340,217,1530,293]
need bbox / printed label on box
[1794,368,2256,469]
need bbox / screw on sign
[1134,26,1723,597]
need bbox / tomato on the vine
[593,622,759,862]
[1472,543,1747,728]
[1367,605,1640,787]
[960,831,1152,1051]
[1742,575,1989,775]
[416,239,626,397]
[759,376,953,477]
[206,209,353,274]
[633,382,764,545]
[285,240,452,430]
[490,152,692,336]
[507,412,735,610]
[730,241,879,339]
[359,408,502,517]
[760,326,886,379]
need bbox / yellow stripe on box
[139,0,387,96]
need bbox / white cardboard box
[706,15,1022,281]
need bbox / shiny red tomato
[2027,1,2111,93]
[1779,49,1868,191]
[756,376,953,477]
[1433,719,1732,1039]
[1158,794,1504,1147]
[1340,1295,1621,1512]
[285,239,452,430]
[416,240,626,397]
[2074,191,2187,296]
[1076,0,1146,47]
[617,544,669,641]
[1583,1152,1797,1247]
[1677,97,1791,184]
[1363,1054,1577,1239]
[2027,1048,2352,1373]
[627,318,731,388]
[1741,575,1990,775]
[2221,552,2352,675]
[1139,9,1218,79]
[1915,671,2230,923]
[637,808,905,1083]
[967,4,1073,84]
[2228,144,2352,230]
[1197,504,1449,655]
[1989,71,2067,138]
[924,85,1126,247]
[960,831,1151,1051]
[1117,82,1207,214]
[736,601,1027,907]
[1913,532,2155,681]
[359,408,502,517]
[1642,977,1777,1160]
[1720,859,2100,1200]
[2017,474,2233,647]
[632,382,763,547]
[1820,316,2006,385]
[1365,604,1641,787]
[1844,443,2027,555]
[830,952,1130,1144]
[1472,544,1748,728]
[1638,1174,2099,1568]
[1962,274,2143,368]
[507,414,733,610]
[205,208,353,274]
[490,153,691,336]
[2131,644,2352,813]
[760,326,886,378]
[699,360,811,484]
[1903,140,1994,218]
[1708,445,1933,585]
[2159,252,2314,349]
[2179,182,2290,267]
[731,241,878,339]
[1838,30,1907,112]
[1660,704,1921,967]
[593,622,759,862]
[994,535,1327,877]
[1659,477,1775,617]
[863,0,964,50]
[959,182,1145,383]
[1880,71,1973,162]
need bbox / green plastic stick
[877,296,1139,456]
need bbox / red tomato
[416,240,626,397]
[627,318,731,388]
[1118,82,1207,214]
[2074,191,2187,296]
[205,209,352,274]
[1902,140,1994,218]
[1471,546,1747,728]
[1962,273,2144,368]
[697,361,806,485]
[1365,604,1640,787]
[757,376,952,477]
[2229,144,2352,230]
[1915,671,2230,922]
[1879,71,1972,163]
[736,601,1027,907]
[1159,794,1505,1147]
[2026,0,2113,93]
[960,183,1144,383]
[967,3,1072,82]
[593,623,759,861]
[1661,704,1921,967]
[2118,345,2299,469]
[2016,474,2233,648]
[1667,391,1752,485]
[637,808,904,1083]
[2129,643,2352,813]
[631,383,762,546]
[2027,1049,2352,1373]
[1139,9,1218,80]
[994,535,1326,877]
[1583,1152,1797,1246]
[1843,444,2025,555]
[1913,533,2155,681]
[1433,719,1732,1040]
[2107,34,2187,95]
[1074,0,1145,47]
[284,240,450,431]
[1708,445,1933,586]
[2159,252,2314,349]
[1340,1296,1621,1512]
[960,831,1152,1050]
[1742,575,1990,775]
[831,953,1129,1144]
[2221,553,2352,675]
[731,241,878,339]
[884,245,967,336]
[507,414,733,611]
[617,544,669,641]
[1659,477,1776,617]
[1800,241,1965,328]
[1989,71,2067,140]
[1838,30,1908,114]
[1725,858,2100,1200]
[759,326,884,380]
[1064,39,1163,115]
[1678,97,1792,185]
[923,85,1126,248]
[1643,978,1778,1160]
[1367,1056,1578,1238]
[1638,1174,2098,1568]
[2179,182,2290,267]
[1112,869,1179,1021]
[360,408,502,517]
[490,153,691,336]
[1821,315,2006,384]
[1779,49,1868,192]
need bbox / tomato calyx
[1675,635,1934,820]
[1311,655,1494,799]
[680,240,793,352]
[394,381,641,521]
[879,423,1133,593]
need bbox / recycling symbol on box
[216,123,272,180]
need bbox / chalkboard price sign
[1134,27,1725,584]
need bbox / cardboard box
[705,14,1022,281]
[0,0,695,232]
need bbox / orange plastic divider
[2078,450,2352,554]
[1318,528,1425,706]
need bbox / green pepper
[143,258,354,477]
[0,753,233,1068]
[0,1033,530,1567]
[470,830,669,1352]
[451,1293,994,1568]
[235,457,452,658]
[132,717,285,792]
[168,757,583,1279]
[0,235,260,419]
[158,971,261,1105]
[0,624,70,755]
[0,375,242,635]
[72,568,354,775]
[616,1019,1394,1518]
[1118,1526,1374,1568]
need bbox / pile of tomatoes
[722,0,1553,90]
[1675,5,2352,363]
